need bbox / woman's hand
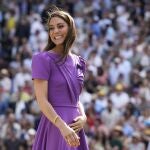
[55,118,80,147]
[69,116,87,133]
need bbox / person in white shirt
[110,83,130,111]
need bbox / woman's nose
[53,27,59,34]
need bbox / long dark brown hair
[44,6,76,62]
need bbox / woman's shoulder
[71,53,86,73]
[32,51,52,79]
[32,51,48,57]
[73,54,85,65]
[71,53,85,62]
[32,51,52,62]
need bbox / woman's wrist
[53,115,59,124]
[54,116,67,129]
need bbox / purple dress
[32,51,89,150]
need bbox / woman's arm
[33,79,60,124]
[33,79,80,147]
[78,101,87,121]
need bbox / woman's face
[49,16,69,46]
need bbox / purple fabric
[32,51,88,150]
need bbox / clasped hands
[69,115,87,133]
[60,115,86,147]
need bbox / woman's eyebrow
[49,23,65,27]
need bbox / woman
[32,7,89,150]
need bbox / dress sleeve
[78,56,86,75]
[32,53,51,80]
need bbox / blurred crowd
[0,0,150,150]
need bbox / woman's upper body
[32,7,87,148]
[32,7,86,108]
[32,50,86,107]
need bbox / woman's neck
[52,45,64,54]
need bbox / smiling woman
[49,17,68,50]
[31,6,89,150]
[44,8,76,62]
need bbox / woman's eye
[49,27,54,30]
[58,25,64,29]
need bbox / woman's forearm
[37,97,65,128]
